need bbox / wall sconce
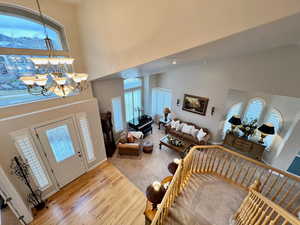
[211,106,215,116]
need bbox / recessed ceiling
[96,12,300,80]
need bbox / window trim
[0,4,69,54]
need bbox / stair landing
[165,174,247,225]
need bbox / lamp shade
[146,181,166,205]
[228,115,241,126]
[258,123,275,135]
[164,107,171,114]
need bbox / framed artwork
[182,94,209,116]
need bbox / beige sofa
[165,118,211,145]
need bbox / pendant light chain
[35,0,48,38]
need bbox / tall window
[0,6,67,107]
[152,88,172,117]
[223,102,243,136]
[112,97,124,132]
[243,98,265,123]
[124,78,142,122]
[263,108,283,149]
[77,113,96,163]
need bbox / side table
[158,118,171,132]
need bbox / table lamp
[146,181,166,210]
[163,107,171,121]
[258,123,275,144]
[228,115,241,133]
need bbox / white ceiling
[99,12,300,80]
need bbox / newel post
[250,179,261,192]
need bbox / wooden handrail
[235,189,300,225]
[150,145,300,225]
[151,148,195,224]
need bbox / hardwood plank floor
[30,161,146,225]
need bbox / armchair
[118,131,143,156]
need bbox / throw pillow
[197,128,207,141]
[119,131,128,144]
[190,126,199,137]
[170,120,177,129]
[127,133,135,143]
[182,124,193,135]
[176,122,185,131]
[174,120,181,131]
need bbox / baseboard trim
[87,158,107,172]
[42,190,57,201]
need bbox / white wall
[77,0,300,79]
[273,116,300,172]
[156,46,300,144]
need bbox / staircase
[151,146,300,225]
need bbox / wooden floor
[30,161,146,225]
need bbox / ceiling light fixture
[20,0,88,97]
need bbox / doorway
[287,154,300,176]
[0,194,22,225]
[35,118,86,188]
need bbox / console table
[128,115,153,136]
[223,133,265,161]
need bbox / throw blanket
[129,131,144,139]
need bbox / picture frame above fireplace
[182,94,209,116]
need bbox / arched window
[263,108,283,149]
[223,102,243,136]
[0,5,68,107]
[243,98,265,123]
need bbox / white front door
[36,118,86,188]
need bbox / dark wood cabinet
[100,112,116,157]
[223,133,265,161]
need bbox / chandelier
[20,0,88,97]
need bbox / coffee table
[159,135,191,153]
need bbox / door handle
[77,152,82,158]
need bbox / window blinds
[78,115,96,163]
[152,88,172,116]
[13,133,50,190]
[112,97,124,132]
